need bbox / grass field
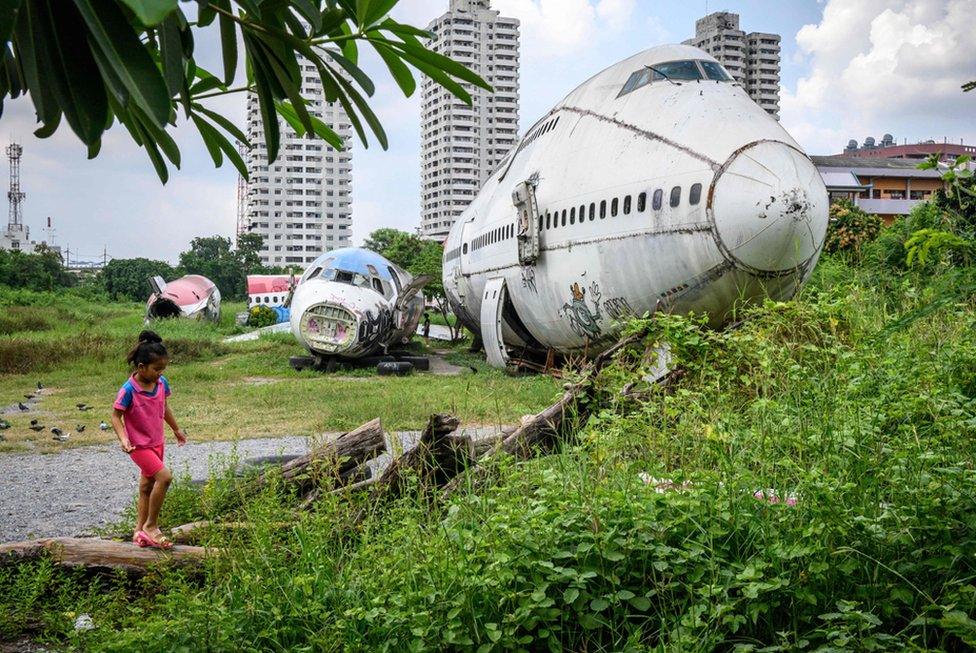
[0,290,559,453]
[4,242,976,650]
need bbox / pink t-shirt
[113,374,170,448]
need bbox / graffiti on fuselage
[603,296,635,321]
[561,281,603,339]
[359,304,393,351]
[520,265,537,293]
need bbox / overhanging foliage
[1,0,490,182]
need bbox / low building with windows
[813,155,945,222]
[841,135,976,162]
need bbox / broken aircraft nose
[709,141,828,275]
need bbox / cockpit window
[700,61,732,82]
[652,60,703,81]
[322,268,371,289]
[619,60,727,97]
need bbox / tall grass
[3,255,976,650]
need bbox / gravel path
[0,426,506,543]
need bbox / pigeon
[30,418,38,426]
[51,428,69,442]
[76,424,86,433]
[18,402,28,411]
[76,403,92,412]
[24,393,34,400]
[37,382,44,390]
[51,427,63,437]
[29,424,44,432]
[99,421,109,431]
[0,419,10,430]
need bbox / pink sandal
[134,530,173,550]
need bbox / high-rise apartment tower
[420,0,520,240]
[683,12,781,119]
[244,61,353,267]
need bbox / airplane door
[512,181,540,265]
[481,277,509,368]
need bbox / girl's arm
[111,409,134,453]
[164,404,187,446]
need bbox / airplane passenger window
[700,61,732,82]
[652,60,703,81]
[690,183,703,205]
[561,210,567,227]
[589,203,596,221]
[570,207,576,224]
[637,192,647,212]
[611,198,618,217]
[600,200,607,219]
[538,215,543,231]
[653,189,663,210]
[624,195,632,215]
[670,186,681,207]
[463,243,468,254]
[580,205,586,225]
[546,212,551,229]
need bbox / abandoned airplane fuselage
[442,44,829,368]
[146,274,221,322]
[290,248,426,359]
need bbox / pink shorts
[129,444,165,478]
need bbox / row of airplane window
[460,183,704,257]
[538,182,703,231]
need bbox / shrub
[247,304,278,328]
[824,199,882,255]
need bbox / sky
[2,0,974,264]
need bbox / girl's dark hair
[127,330,168,368]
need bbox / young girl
[112,330,187,549]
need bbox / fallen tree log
[370,413,462,503]
[0,538,213,575]
[247,418,385,496]
[169,521,294,545]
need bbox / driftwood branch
[169,521,294,545]
[0,538,213,575]
[371,413,462,502]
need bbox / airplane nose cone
[709,141,828,275]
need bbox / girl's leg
[135,475,154,533]
[142,466,173,538]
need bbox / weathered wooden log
[0,538,213,575]
[169,521,293,544]
[370,413,462,503]
[248,418,385,495]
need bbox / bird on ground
[36,382,43,390]
[30,419,38,426]
[18,402,28,411]
[99,421,109,431]
[51,428,69,442]
[76,424,86,432]
[0,419,10,430]
[23,393,34,400]
[28,424,44,432]
[77,403,92,411]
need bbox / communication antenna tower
[235,141,248,244]
[7,142,26,233]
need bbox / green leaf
[363,0,398,27]
[191,113,224,167]
[14,0,61,126]
[72,0,172,127]
[216,0,237,85]
[159,14,184,98]
[373,42,415,97]
[324,49,375,96]
[0,0,23,46]
[628,596,651,611]
[385,35,492,92]
[193,105,247,144]
[117,0,178,26]
[37,0,108,144]
[562,588,579,603]
[589,598,609,612]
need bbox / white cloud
[493,0,634,57]
[782,0,976,154]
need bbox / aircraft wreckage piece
[146,274,221,322]
[442,44,829,368]
[290,248,428,361]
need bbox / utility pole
[102,245,107,267]
[235,140,248,245]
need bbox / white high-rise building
[683,12,781,119]
[420,0,520,240]
[244,61,353,267]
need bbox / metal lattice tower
[7,142,25,232]
[235,141,248,244]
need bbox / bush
[824,199,882,255]
[100,258,177,302]
[247,304,278,328]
